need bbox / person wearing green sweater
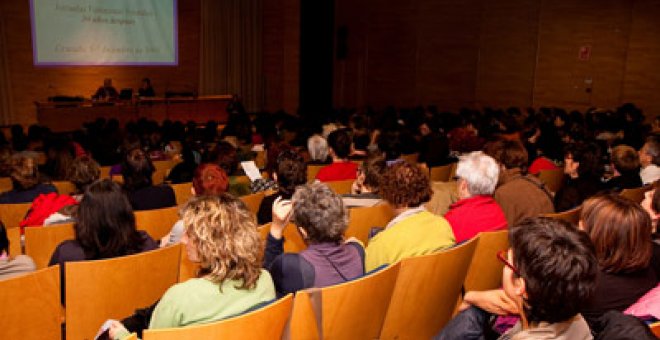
[365,161,456,271]
[109,194,276,339]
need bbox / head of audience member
[0,144,12,177]
[0,221,9,256]
[66,156,100,195]
[639,136,660,169]
[504,217,597,325]
[210,141,239,176]
[355,155,387,194]
[611,145,640,176]
[307,135,329,163]
[292,183,348,244]
[485,139,528,172]
[9,156,41,191]
[377,130,403,161]
[44,140,75,181]
[580,194,653,274]
[455,151,500,200]
[76,179,143,259]
[380,161,432,212]
[181,194,263,289]
[327,128,352,161]
[563,141,602,179]
[192,163,229,196]
[274,150,307,197]
[641,184,660,235]
[121,147,155,191]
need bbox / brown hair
[182,194,263,289]
[192,163,229,196]
[360,155,386,193]
[611,145,640,173]
[10,156,40,190]
[484,139,528,171]
[380,161,432,208]
[67,156,101,194]
[580,194,653,273]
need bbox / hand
[108,320,128,339]
[462,290,519,316]
[270,197,293,239]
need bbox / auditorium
[1,0,660,339]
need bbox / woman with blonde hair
[109,194,275,338]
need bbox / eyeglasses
[497,249,521,276]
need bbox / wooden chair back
[324,179,354,195]
[380,237,479,339]
[170,182,193,206]
[259,223,306,253]
[286,290,320,340]
[65,245,181,340]
[620,186,649,204]
[543,205,581,226]
[0,202,31,229]
[24,223,75,269]
[239,191,266,216]
[51,181,76,195]
[464,230,509,292]
[134,206,180,240]
[99,166,113,179]
[429,163,454,182]
[0,176,12,192]
[254,150,267,169]
[152,160,178,185]
[538,169,564,193]
[143,294,293,340]
[401,153,419,164]
[650,321,660,338]
[6,226,22,256]
[290,264,400,340]
[307,165,324,182]
[0,266,61,340]
[345,204,394,245]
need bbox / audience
[160,163,229,246]
[604,145,643,191]
[436,217,598,340]
[0,221,36,280]
[486,139,554,226]
[0,156,56,203]
[343,155,386,208]
[315,129,358,182]
[109,194,275,338]
[265,183,364,296]
[445,151,507,244]
[257,150,307,225]
[554,141,605,212]
[49,180,158,302]
[307,134,331,165]
[579,194,660,324]
[121,147,176,211]
[365,161,455,271]
[165,147,198,184]
[639,136,660,185]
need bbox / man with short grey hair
[639,135,660,185]
[444,151,507,243]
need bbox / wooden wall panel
[0,1,201,126]
[623,0,660,117]
[475,0,539,109]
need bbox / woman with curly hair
[265,182,364,296]
[365,161,455,271]
[109,194,275,338]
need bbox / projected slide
[30,0,177,65]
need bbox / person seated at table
[445,151,507,244]
[315,128,358,182]
[121,147,175,211]
[264,182,364,297]
[0,221,36,280]
[365,161,455,271]
[257,150,307,225]
[137,78,155,97]
[109,194,275,338]
[436,217,598,340]
[0,156,56,204]
[93,78,119,101]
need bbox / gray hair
[456,151,500,196]
[307,135,329,162]
[644,136,660,165]
[292,182,348,243]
